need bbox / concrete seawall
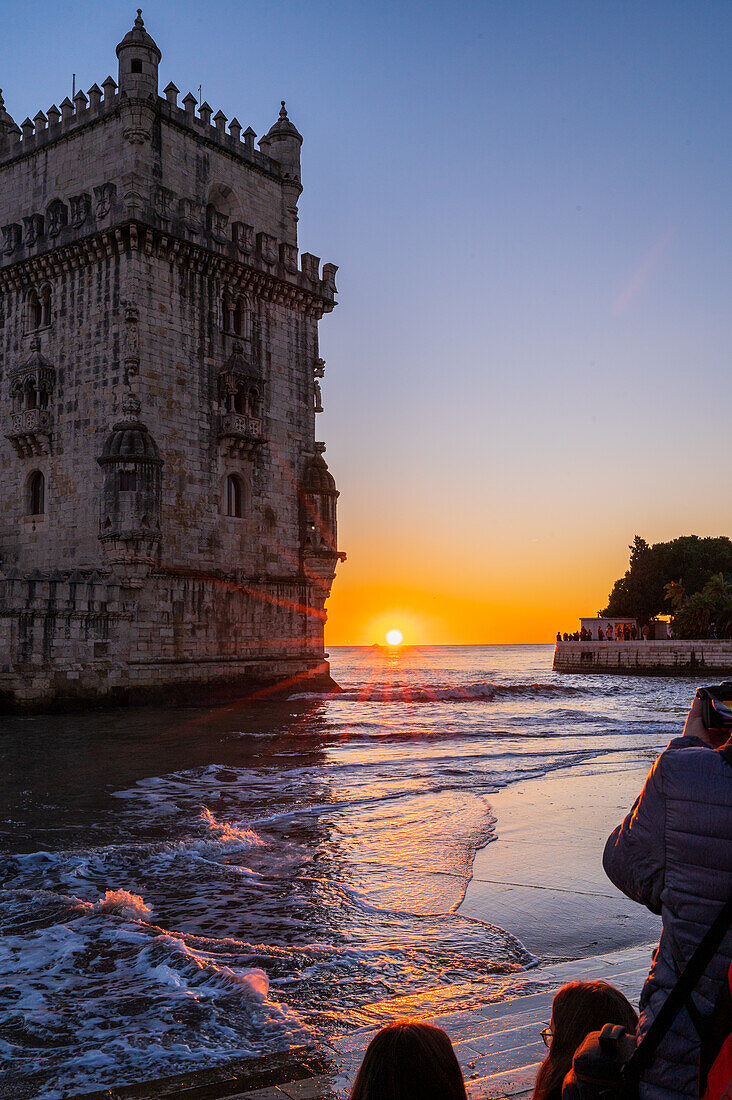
[554,639,732,675]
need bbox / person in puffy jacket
[603,696,732,1100]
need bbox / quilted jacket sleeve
[602,755,667,915]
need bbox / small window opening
[131,59,143,74]
[40,286,51,327]
[24,382,37,410]
[27,290,42,331]
[28,470,45,515]
[119,470,137,492]
[225,474,243,518]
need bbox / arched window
[24,379,37,410]
[28,471,45,515]
[25,287,51,331]
[40,286,51,327]
[233,299,243,336]
[221,294,249,337]
[225,474,243,518]
[26,289,42,331]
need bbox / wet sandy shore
[459,751,663,959]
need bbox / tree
[602,535,732,627]
[671,572,732,639]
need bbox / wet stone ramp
[72,944,653,1100]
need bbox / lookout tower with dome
[0,13,344,709]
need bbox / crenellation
[60,97,74,125]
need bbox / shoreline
[459,751,662,960]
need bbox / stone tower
[0,13,344,709]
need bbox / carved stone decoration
[217,342,266,458]
[279,242,298,273]
[233,221,254,255]
[322,263,339,294]
[299,444,342,593]
[313,357,326,379]
[301,252,320,282]
[314,380,323,413]
[46,200,68,238]
[123,303,140,384]
[154,185,174,224]
[179,197,200,236]
[207,205,229,244]
[121,174,145,218]
[23,214,44,247]
[257,232,277,265]
[120,101,154,145]
[97,391,164,568]
[94,182,116,218]
[6,337,55,457]
[1,223,22,255]
[69,193,91,228]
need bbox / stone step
[73,943,654,1100]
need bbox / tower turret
[98,392,163,570]
[0,90,20,138]
[259,101,302,181]
[116,9,161,100]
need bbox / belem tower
[0,12,344,710]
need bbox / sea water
[0,644,694,1097]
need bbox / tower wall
[0,15,343,710]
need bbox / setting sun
[385,629,404,646]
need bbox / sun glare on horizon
[385,629,404,646]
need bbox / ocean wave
[89,889,152,920]
[0,900,313,1100]
[289,680,586,704]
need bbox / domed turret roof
[101,421,161,462]
[304,451,337,494]
[99,392,162,464]
[264,101,302,144]
[0,89,20,135]
[116,9,162,61]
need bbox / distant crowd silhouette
[556,623,641,642]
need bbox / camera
[696,682,732,729]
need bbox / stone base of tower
[0,568,340,713]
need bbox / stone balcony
[217,411,265,457]
[6,407,53,457]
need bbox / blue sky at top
[2,1,730,639]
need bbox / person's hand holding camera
[682,695,730,748]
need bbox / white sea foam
[90,889,152,919]
[199,806,265,847]
[289,679,587,703]
[1,644,679,1098]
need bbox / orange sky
[324,534,626,646]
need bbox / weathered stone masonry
[0,12,344,709]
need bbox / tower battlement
[0,12,344,711]
[0,82,296,181]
